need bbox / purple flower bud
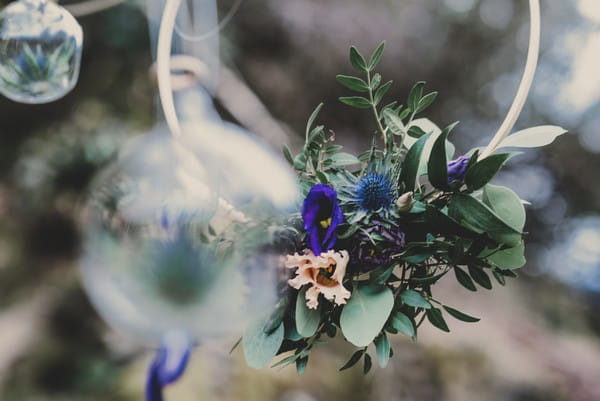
[447,155,471,184]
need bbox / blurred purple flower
[145,332,192,401]
[351,221,406,272]
[302,184,344,255]
[447,155,471,184]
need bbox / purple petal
[145,331,192,401]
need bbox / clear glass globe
[80,125,299,346]
[0,0,82,103]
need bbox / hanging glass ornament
[0,0,82,104]
[79,125,298,347]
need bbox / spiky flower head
[353,172,397,212]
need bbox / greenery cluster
[239,42,558,375]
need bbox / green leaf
[468,266,492,290]
[492,269,507,285]
[340,285,394,347]
[454,266,477,291]
[464,153,515,190]
[368,41,386,70]
[400,290,431,309]
[296,356,308,376]
[408,81,425,112]
[383,109,406,136]
[374,333,391,368]
[363,353,373,374]
[497,126,568,149]
[416,91,438,113]
[407,126,427,138]
[448,193,522,247]
[336,74,369,92]
[371,73,382,90]
[349,46,368,72]
[400,132,431,191]
[427,129,450,190]
[483,184,526,232]
[369,265,395,284]
[374,80,393,105]
[443,306,480,323]
[242,319,285,369]
[282,145,294,166]
[306,103,324,138]
[426,307,450,332]
[339,349,365,371]
[339,96,372,109]
[295,287,321,337]
[330,152,361,167]
[390,312,415,337]
[488,241,526,270]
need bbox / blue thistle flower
[353,172,397,212]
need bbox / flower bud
[396,191,414,212]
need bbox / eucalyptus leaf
[282,145,294,166]
[296,287,321,338]
[427,129,450,190]
[242,319,285,369]
[488,241,526,270]
[330,152,362,167]
[483,184,526,232]
[374,333,391,368]
[390,312,416,337]
[497,126,567,149]
[454,266,477,292]
[426,307,450,332]
[400,132,431,191]
[339,349,365,371]
[340,285,394,347]
[468,265,492,290]
[443,306,480,323]
[400,290,431,309]
[364,353,373,374]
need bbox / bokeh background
[1,0,599,400]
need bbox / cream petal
[305,285,321,309]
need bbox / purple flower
[146,331,192,401]
[447,155,471,184]
[302,184,344,255]
[350,221,406,272]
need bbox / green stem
[366,70,388,149]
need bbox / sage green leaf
[340,285,394,347]
[483,184,526,232]
[488,241,526,270]
[371,73,382,90]
[349,46,368,72]
[454,266,477,291]
[330,152,361,167]
[336,74,369,92]
[339,349,365,371]
[407,126,427,138]
[492,269,506,285]
[368,41,386,70]
[295,287,321,338]
[339,96,372,109]
[408,81,425,111]
[443,306,480,323]
[296,357,308,376]
[282,145,294,166]
[390,312,415,337]
[306,103,324,138]
[374,80,393,105]
[383,109,406,136]
[400,290,431,309]
[465,153,515,190]
[426,307,450,332]
[242,319,285,369]
[468,265,492,290]
[400,132,431,191]
[427,129,450,190]
[374,333,391,368]
[497,126,567,149]
[416,91,438,113]
[363,353,373,374]
[448,193,522,247]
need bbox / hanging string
[480,0,541,159]
[65,0,128,17]
[174,0,242,41]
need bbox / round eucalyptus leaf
[295,287,321,338]
[242,319,284,369]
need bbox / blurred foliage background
[0,0,599,400]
